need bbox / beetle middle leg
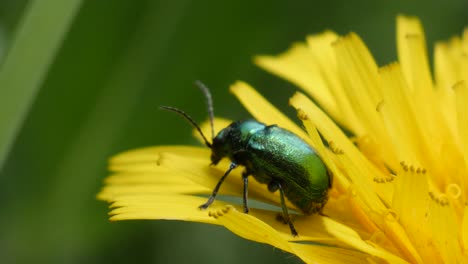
[268,180,298,236]
[199,162,238,210]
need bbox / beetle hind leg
[269,181,298,236]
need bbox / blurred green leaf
[0,0,82,170]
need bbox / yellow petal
[333,33,382,108]
[397,15,431,94]
[255,32,367,136]
[454,81,468,171]
[434,37,462,90]
[289,243,370,264]
[98,183,206,202]
[427,193,465,263]
[109,194,218,224]
[320,216,408,263]
[391,163,439,262]
[206,205,399,263]
[305,32,364,134]
[254,38,338,121]
[378,63,423,167]
[462,205,468,251]
[434,40,459,137]
[109,145,206,171]
[207,205,293,253]
[104,171,194,185]
[380,219,422,264]
[333,33,397,168]
[397,15,456,183]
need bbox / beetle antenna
[160,106,212,148]
[195,80,215,141]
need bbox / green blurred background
[0,0,466,263]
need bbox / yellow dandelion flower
[98,15,468,263]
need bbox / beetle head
[210,126,233,165]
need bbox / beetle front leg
[199,162,238,210]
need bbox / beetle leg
[272,181,298,236]
[199,162,238,210]
[241,170,250,213]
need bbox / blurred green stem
[0,0,82,171]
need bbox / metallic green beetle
[161,81,331,236]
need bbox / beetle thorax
[210,120,266,165]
